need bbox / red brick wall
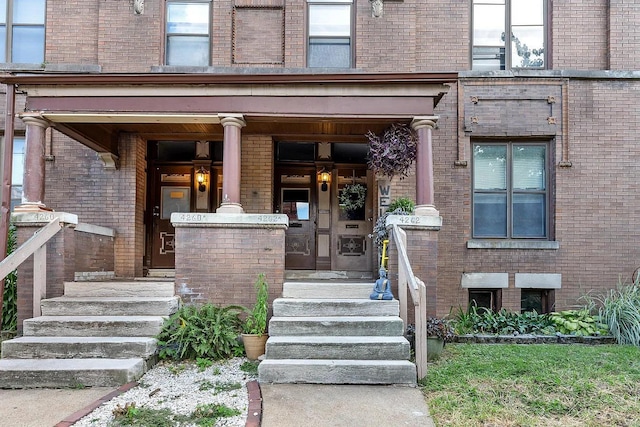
[45,0,99,64]
[609,0,640,70]
[44,132,145,277]
[241,135,273,213]
[552,0,609,70]
[174,225,285,311]
[15,225,74,333]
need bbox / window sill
[467,240,559,250]
[0,63,101,72]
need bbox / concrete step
[282,282,373,299]
[0,358,145,388]
[268,316,405,337]
[64,281,175,297]
[258,359,416,385]
[22,316,166,337]
[41,296,180,316]
[273,298,398,317]
[265,336,410,360]
[1,336,157,359]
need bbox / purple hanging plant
[366,123,417,180]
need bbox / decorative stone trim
[461,272,508,289]
[386,214,442,230]
[171,212,288,229]
[515,273,561,289]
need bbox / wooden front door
[149,165,193,268]
[331,167,374,272]
[277,168,317,270]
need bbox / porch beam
[51,122,118,156]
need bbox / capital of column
[20,115,50,129]
[219,114,246,128]
[411,116,439,131]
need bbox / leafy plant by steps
[242,273,269,336]
[156,304,244,360]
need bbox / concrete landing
[260,383,435,427]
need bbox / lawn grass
[421,343,640,427]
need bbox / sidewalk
[0,382,435,426]
[0,386,116,427]
[260,384,436,427]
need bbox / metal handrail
[0,217,69,317]
[391,223,428,379]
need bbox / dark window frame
[1,0,46,63]
[520,288,555,314]
[471,0,548,71]
[165,0,212,67]
[472,140,550,240]
[306,0,354,68]
[469,288,502,312]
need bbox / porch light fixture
[318,169,331,192]
[196,167,208,192]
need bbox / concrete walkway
[0,382,435,426]
[0,387,114,427]
[261,384,436,427]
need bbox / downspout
[0,83,16,319]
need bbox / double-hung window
[0,0,46,63]
[307,0,352,68]
[472,142,548,239]
[165,0,211,66]
[472,0,546,70]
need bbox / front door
[331,167,374,272]
[149,165,193,268]
[276,168,316,270]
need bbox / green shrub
[451,304,553,335]
[370,197,414,253]
[2,224,17,334]
[156,304,244,360]
[595,280,640,346]
[549,309,608,336]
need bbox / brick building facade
[2,0,639,320]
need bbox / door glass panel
[161,186,191,219]
[282,189,310,221]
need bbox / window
[521,289,554,314]
[10,136,24,210]
[307,0,352,68]
[0,0,46,63]
[472,0,546,70]
[469,289,501,312]
[472,142,548,239]
[166,1,211,66]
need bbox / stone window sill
[467,240,559,250]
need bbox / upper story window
[472,142,548,239]
[165,0,211,66]
[0,0,46,63]
[472,0,546,71]
[307,0,352,68]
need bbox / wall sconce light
[196,167,208,192]
[318,169,331,192]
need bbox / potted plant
[425,317,455,361]
[241,273,269,360]
[366,123,417,180]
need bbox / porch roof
[3,71,456,156]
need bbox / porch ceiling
[6,71,456,155]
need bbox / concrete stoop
[0,281,178,388]
[258,281,416,386]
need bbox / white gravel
[74,357,258,427]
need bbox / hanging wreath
[339,183,367,211]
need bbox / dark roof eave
[1,71,458,86]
